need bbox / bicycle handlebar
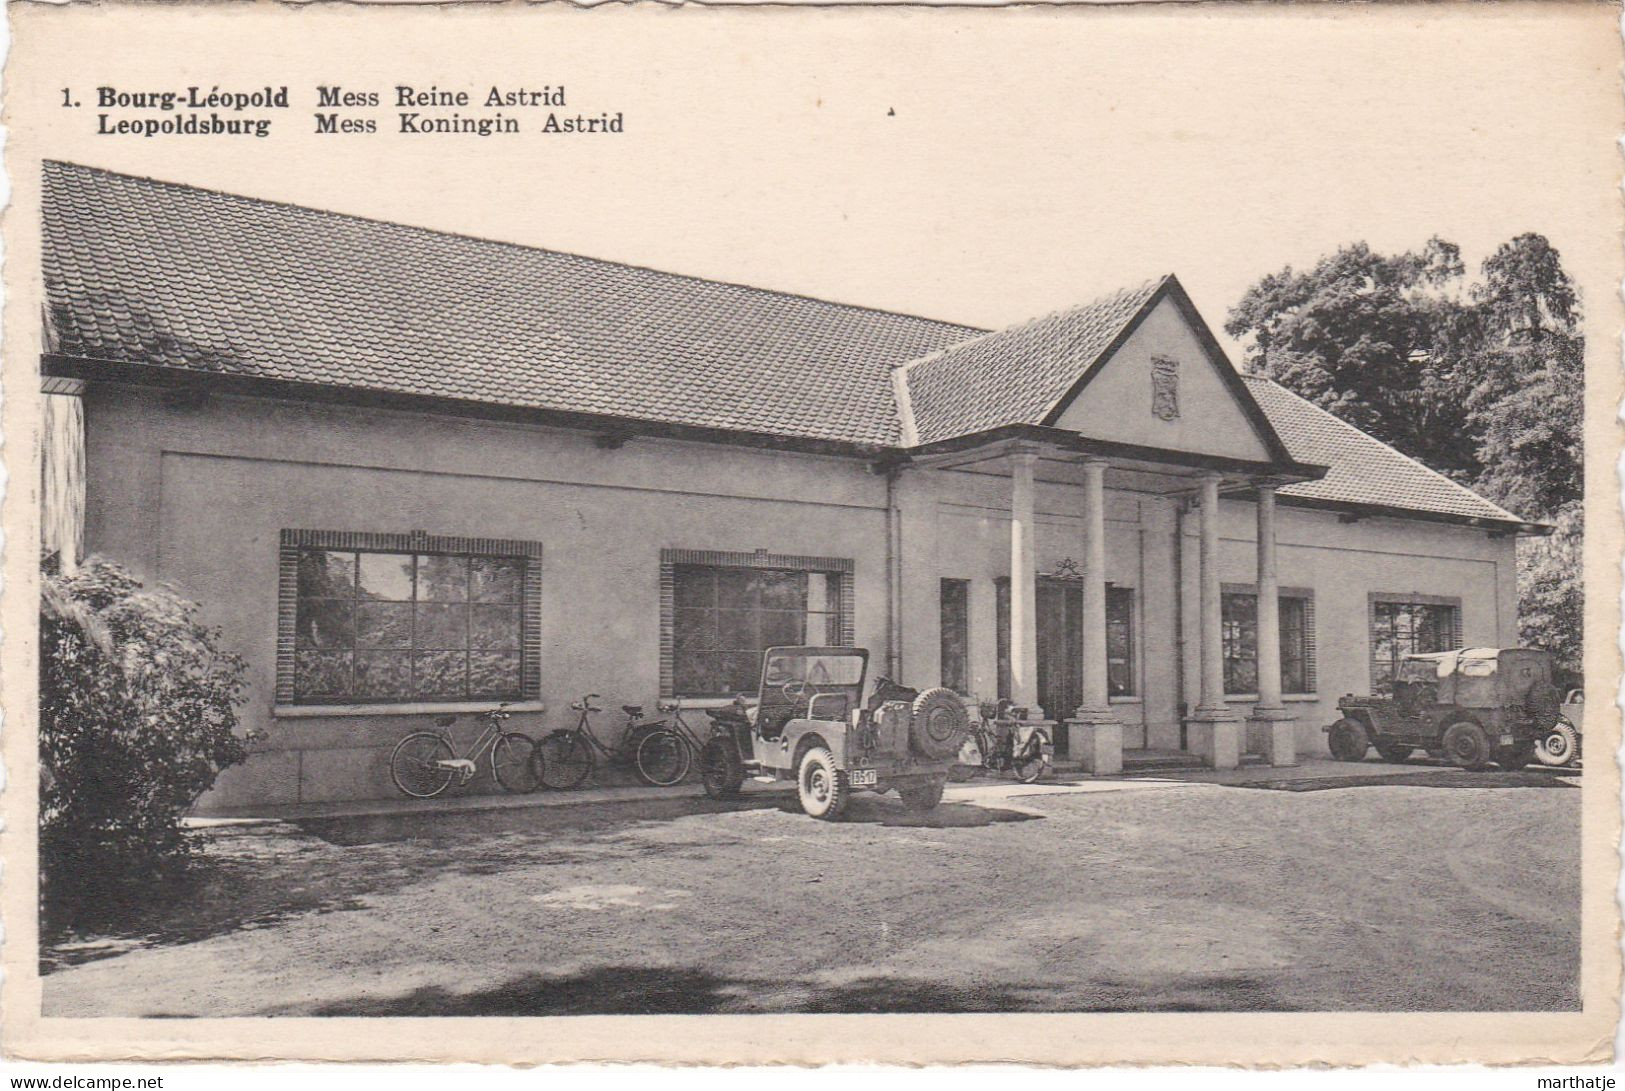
[570,693,603,713]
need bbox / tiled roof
[1243,376,1526,524]
[41,161,979,447]
[42,161,1529,528]
[899,279,1164,445]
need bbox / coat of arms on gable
[1150,355,1180,421]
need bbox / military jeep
[697,646,968,820]
[1326,647,1563,771]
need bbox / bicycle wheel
[391,732,456,798]
[634,729,692,787]
[537,729,594,790]
[1013,729,1049,784]
[491,732,543,793]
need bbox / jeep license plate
[849,768,878,787]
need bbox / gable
[1050,295,1273,463]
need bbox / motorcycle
[950,700,1050,784]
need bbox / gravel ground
[40,775,1580,1016]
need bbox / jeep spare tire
[1536,720,1579,767]
[1524,679,1562,731]
[909,687,969,760]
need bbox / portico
[907,427,1319,770]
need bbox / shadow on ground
[305,963,1257,1016]
[1232,769,1581,793]
[40,852,369,975]
[770,796,1040,828]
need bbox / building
[37,162,1546,811]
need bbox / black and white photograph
[3,0,1618,1069]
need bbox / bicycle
[535,694,691,789]
[388,703,543,799]
[647,697,724,769]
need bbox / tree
[1460,234,1584,520]
[1228,234,1583,671]
[1224,237,1479,479]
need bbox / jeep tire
[899,776,946,812]
[700,737,745,800]
[1442,720,1492,771]
[797,746,850,821]
[909,687,969,761]
[1327,718,1369,762]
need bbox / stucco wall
[81,383,1520,809]
[83,384,895,811]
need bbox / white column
[1077,459,1112,717]
[1254,486,1284,714]
[1008,446,1044,719]
[1250,485,1296,766]
[1071,457,1121,775]
[1196,473,1228,715]
[1187,472,1241,769]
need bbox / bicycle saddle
[622,704,644,716]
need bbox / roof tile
[42,161,1529,527]
[41,161,977,447]
[900,280,1164,445]
[1243,375,1525,523]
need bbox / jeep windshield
[756,647,867,738]
[763,651,865,688]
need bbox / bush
[40,557,250,919]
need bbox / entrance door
[1036,579,1083,724]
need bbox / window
[995,578,1011,702]
[1107,586,1135,697]
[940,579,970,694]
[277,530,543,705]
[1221,588,1315,695]
[661,550,853,698]
[1370,596,1461,693]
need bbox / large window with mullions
[277,530,543,706]
[660,549,854,699]
[1369,593,1461,694]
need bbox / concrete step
[1122,754,1205,772]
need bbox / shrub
[40,557,250,920]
